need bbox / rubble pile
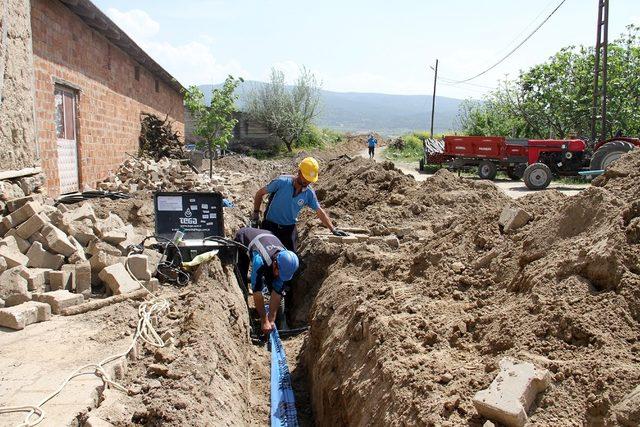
[98,157,225,193]
[0,195,159,330]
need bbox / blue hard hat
[276,250,299,281]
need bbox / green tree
[458,25,640,143]
[247,67,322,152]
[184,75,243,176]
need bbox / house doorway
[54,86,79,194]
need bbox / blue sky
[94,0,639,99]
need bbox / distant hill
[198,81,466,136]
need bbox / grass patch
[385,132,446,162]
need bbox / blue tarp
[270,328,299,427]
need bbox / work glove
[250,211,260,228]
[332,228,349,237]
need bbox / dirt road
[360,147,590,198]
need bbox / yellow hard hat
[299,157,319,183]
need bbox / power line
[452,0,568,83]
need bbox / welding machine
[153,191,237,264]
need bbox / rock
[15,212,49,240]
[611,385,640,426]
[451,261,465,273]
[384,235,400,249]
[33,290,84,314]
[499,207,532,233]
[0,244,29,268]
[0,267,31,306]
[41,224,76,257]
[0,301,51,330]
[126,254,152,281]
[99,263,141,295]
[473,358,551,427]
[26,242,65,270]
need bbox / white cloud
[106,8,247,85]
[106,8,159,41]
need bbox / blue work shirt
[264,175,320,225]
[367,137,378,148]
[251,251,284,294]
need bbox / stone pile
[0,195,158,330]
[98,157,225,193]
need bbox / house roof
[59,0,186,94]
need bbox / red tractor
[421,135,639,190]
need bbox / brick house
[1,0,185,196]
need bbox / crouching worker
[234,227,299,334]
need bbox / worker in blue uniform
[234,227,299,334]
[252,156,347,252]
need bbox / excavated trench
[83,150,640,425]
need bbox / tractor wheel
[590,140,636,171]
[478,161,497,180]
[523,163,553,190]
[506,164,526,181]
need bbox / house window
[135,66,140,81]
[155,79,159,93]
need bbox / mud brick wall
[0,0,38,172]
[31,0,185,196]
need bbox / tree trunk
[285,139,293,152]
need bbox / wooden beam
[0,167,42,181]
[59,0,80,6]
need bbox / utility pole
[429,59,439,138]
[590,0,609,144]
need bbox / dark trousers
[368,146,375,158]
[261,220,298,252]
[237,249,250,288]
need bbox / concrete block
[87,240,122,257]
[473,358,551,427]
[6,195,42,213]
[0,245,29,268]
[89,251,123,273]
[49,271,72,291]
[41,224,76,257]
[68,236,86,262]
[127,254,151,281]
[75,261,91,299]
[384,235,400,249]
[66,222,96,246]
[33,290,84,314]
[16,212,49,239]
[99,263,141,295]
[84,417,115,427]
[61,264,78,291]
[499,207,532,233]
[0,301,51,330]
[0,298,4,308]
[101,230,128,245]
[26,242,65,270]
[0,267,32,307]
[2,201,42,229]
[5,230,31,254]
[66,203,97,223]
[28,231,51,251]
[19,268,50,292]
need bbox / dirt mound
[295,151,640,425]
[83,260,261,425]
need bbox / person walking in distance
[367,133,378,159]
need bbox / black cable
[55,191,130,206]
[202,236,249,251]
[452,0,568,83]
[130,235,190,286]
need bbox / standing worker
[252,157,347,252]
[367,133,378,159]
[234,227,299,334]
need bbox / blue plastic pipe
[270,327,299,426]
